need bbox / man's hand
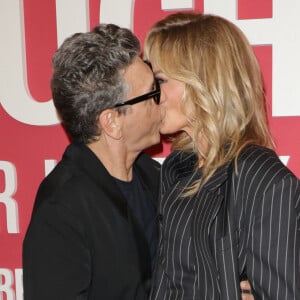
[240,280,253,300]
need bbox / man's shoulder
[33,156,95,214]
[40,156,83,191]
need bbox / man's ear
[99,109,122,139]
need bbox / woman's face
[152,63,193,137]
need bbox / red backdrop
[0,0,299,299]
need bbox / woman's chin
[159,125,168,135]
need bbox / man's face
[120,57,163,153]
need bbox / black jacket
[23,142,160,300]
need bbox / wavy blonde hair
[144,12,274,195]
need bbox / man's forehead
[124,58,154,89]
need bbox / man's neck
[87,138,139,182]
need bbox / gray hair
[51,24,140,143]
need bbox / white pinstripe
[150,145,300,300]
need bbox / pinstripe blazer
[155,144,300,300]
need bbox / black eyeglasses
[113,78,161,108]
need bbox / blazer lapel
[192,161,232,299]
[64,143,129,221]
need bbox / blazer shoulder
[33,160,93,214]
[240,144,284,166]
[236,144,298,191]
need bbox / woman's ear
[99,109,122,139]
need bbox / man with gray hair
[23,24,162,300]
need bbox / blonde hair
[144,12,274,195]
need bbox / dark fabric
[151,145,300,300]
[114,171,157,272]
[154,173,198,300]
[23,142,160,300]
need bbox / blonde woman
[144,12,300,300]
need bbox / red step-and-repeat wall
[1,0,300,298]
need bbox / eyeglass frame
[112,62,161,108]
